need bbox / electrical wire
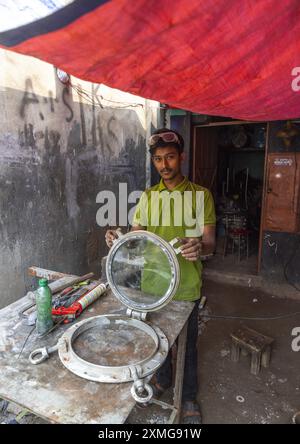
[200,311,300,321]
[72,86,104,109]
[70,82,144,109]
[69,82,168,110]
[71,83,137,106]
[17,325,36,359]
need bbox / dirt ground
[197,279,300,424]
[128,279,300,424]
[1,279,300,424]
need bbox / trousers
[156,300,199,402]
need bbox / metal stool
[223,228,250,261]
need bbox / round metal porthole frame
[30,231,181,403]
[106,230,181,313]
[57,314,169,383]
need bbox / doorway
[192,121,267,275]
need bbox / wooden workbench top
[0,288,193,424]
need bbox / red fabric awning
[1,0,300,121]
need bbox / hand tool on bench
[19,273,95,319]
[52,280,91,306]
[29,282,109,337]
[51,281,109,323]
[53,287,89,309]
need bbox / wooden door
[263,152,300,233]
[192,126,218,193]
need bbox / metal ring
[29,347,49,365]
[131,382,153,403]
[292,411,300,424]
[67,315,159,368]
[106,230,180,313]
[57,314,168,383]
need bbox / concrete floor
[1,279,300,424]
[197,279,300,424]
[128,279,300,424]
[205,251,258,275]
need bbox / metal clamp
[112,227,124,243]
[29,343,59,365]
[129,365,153,404]
[169,237,182,255]
[292,411,300,424]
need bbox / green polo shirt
[132,176,216,301]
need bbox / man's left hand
[179,238,202,261]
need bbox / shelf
[226,147,265,152]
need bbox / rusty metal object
[57,315,168,382]
[29,314,169,375]
[0,285,193,424]
[28,267,71,280]
[29,314,168,403]
[28,267,95,293]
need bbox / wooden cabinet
[263,153,300,232]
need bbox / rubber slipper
[182,400,202,424]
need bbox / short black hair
[149,128,184,155]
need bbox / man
[105,128,216,424]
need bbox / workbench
[0,268,194,424]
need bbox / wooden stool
[230,326,274,375]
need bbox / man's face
[151,146,183,180]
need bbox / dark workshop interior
[193,122,266,275]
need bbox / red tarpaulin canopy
[1,0,300,121]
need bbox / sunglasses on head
[148,132,180,146]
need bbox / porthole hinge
[126,308,147,321]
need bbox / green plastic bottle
[36,278,53,335]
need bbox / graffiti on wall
[10,78,146,225]
[17,78,135,161]
[20,78,73,121]
[0,71,148,307]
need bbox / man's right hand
[105,229,118,248]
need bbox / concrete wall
[0,49,159,308]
